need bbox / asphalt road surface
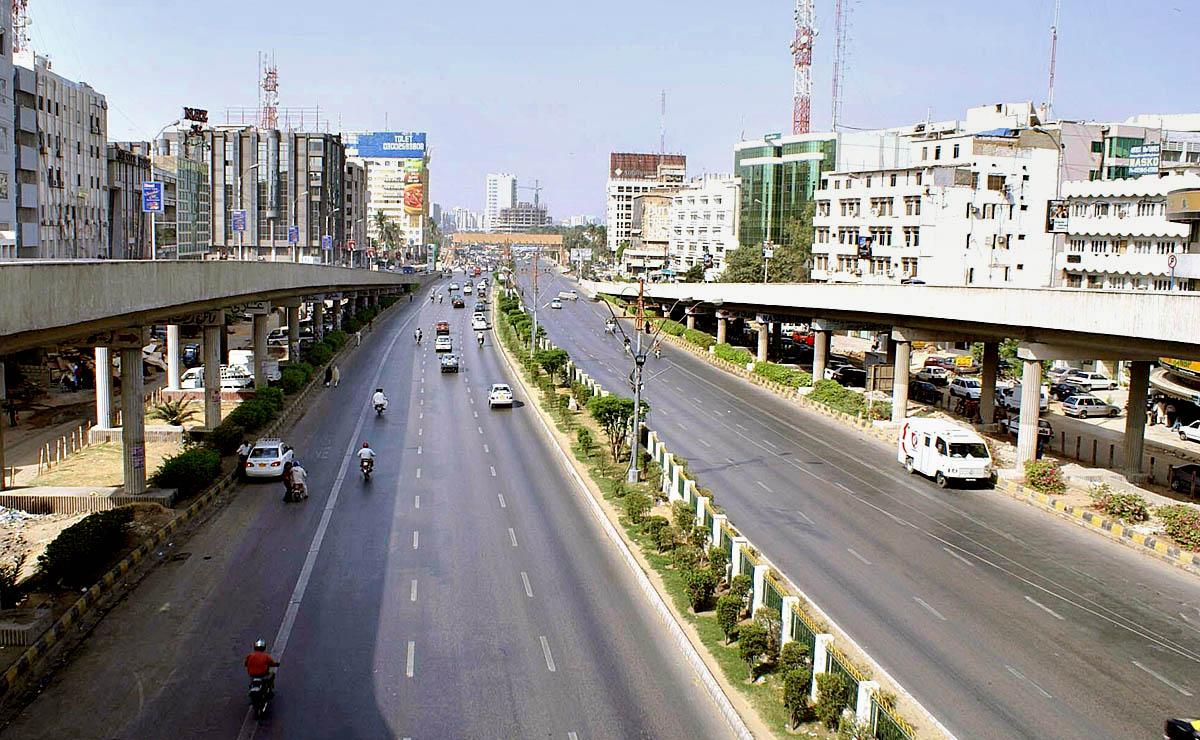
[517,267,1200,740]
[3,280,731,740]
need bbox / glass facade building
[734,135,837,249]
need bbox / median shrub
[151,446,221,498]
[814,672,853,729]
[207,421,245,455]
[808,379,891,420]
[280,366,307,395]
[304,342,332,366]
[39,507,135,588]
[683,328,715,349]
[682,564,718,612]
[1024,459,1066,495]
[658,319,686,337]
[225,398,275,433]
[255,386,285,414]
[753,361,813,388]
[714,343,754,366]
[623,491,651,524]
[1090,485,1149,523]
[1157,504,1200,550]
[325,330,349,349]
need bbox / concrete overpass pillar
[756,322,769,363]
[979,341,999,425]
[313,300,326,342]
[686,313,696,331]
[95,347,114,427]
[1016,358,1043,467]
[252,313,270,390]
[331,297,343,331]
[813,330,831,383]
[166,324,182,391]
[286,305,301,361]
[119,345,146,495]
[1124,360,1151,478]
[891,339,911,423]
[716,317,727,345]
[0,362,6,490]
[203,323,223,429]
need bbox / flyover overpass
[0,261,427,495]
[587,280,1200,478]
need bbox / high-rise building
[0,2,16,259]
[345,132,430,263]
[345,160,368,266]
[105,143,150,259]
[150,131,212,259]
[667,174,740,278]
[493,201,551,233]
[206,126,346,263]
[485,173,517,232]
[15,55,108,259]
[452,206,482,232]
[605,153,685,260]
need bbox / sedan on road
[472,316,490,331]
[915,366,951,386]
[1179,420,1200,444]
[550,299,563,309]
[489,383,514,408]
[1062,394,1121,418]
[949,377,982,400]
[245,438,294,479]
[440,354,460,373]
[452,296,466,308]
[435,336,453,353]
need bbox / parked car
[910,380,944,405]
[949,377,982,400]
[915,366,951,386]
[997,385,1049,413]
[1069,371,1118,391]
[1062,394,1121,418]
[267,327,290,347]
[1179,420,1200,444]
[1004,415,1053,439]
[831,366,866,388]
[179,364,254,390]
[440,354,460,373]
[1168,465,1200,496]
[245,438,294,479]
[926,355,978,374]
[489,383,514,408]
[1050,380,1089,401]
[823,360,853,381]
[557,290,578,301]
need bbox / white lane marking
[674,385,684,392]
[847,548,872,565]
[756,480,772,493]
[521,571,534,598]
[414,495,420,509]
[1005,664,1052,699]
[416,467,422,479]
[498,493,507,508]
[1133,660,1194,696]
[690,397,703,404]
[418,428,423,436]
[410,579,418,602]
[470,397,475,405]
[417,445,422,455]
[484,444,490,453]
[942,546,975,567]
[474,410,479,418]
[569,733,579,740]
[913,596,947,621]
[412,531,420,549]
[735,423,748,431]
[699,438,712,448]
[509,528,518,547]
[795,510,815,525]
[1025,595,1066,621]
[676,421,686,430]
[539,636,557,672]
[835,481,853,493]
[419,412,423,420]
[478,426,484,435]
[406,641,416,678]
[762,439,778,449]
[490,465,497,477]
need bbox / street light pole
[626,278,647,484]
[147,120,180,260]
[324,207,342,266]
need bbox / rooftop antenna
[1045,0,1061,121]
[259,52,279,130]
[790,0,816,134]
[659,89,666,154]
[831,0,849,131]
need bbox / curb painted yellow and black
[0,288,419,701]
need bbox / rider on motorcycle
[605,319,616,334]
[245,639,280,691]
[414,328,423,344]
[476,331,484,347]
[358,442,377,471]
[372,388,388,411]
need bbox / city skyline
[32,0,1200,216]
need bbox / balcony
[1056,250,1200,278]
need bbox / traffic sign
[231,210,247,232]
[287,225,300,244]
[1168,254,1178,269]
[321,235,333,251]
[141,182,164,213]
[347,238,356,250]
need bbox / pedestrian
[4,399,17,428]
[324,365,333,387]
[331,364,341,387]
[237,440,252,478]
[282,461,295,502]
[1153,400,1166,426]
[355,330,362,347]
[1167,403,1178,429]
[368,316,374,332]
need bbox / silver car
[1062,395,1121,418]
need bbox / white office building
[451,206,482,232]
[0,2,15,258]
[1057,173,1200,291]
[606,153,686,262]
[485,173,516,232]
[667,174,739,278]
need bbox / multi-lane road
[517,266,1200,740]
[3,279,732,739]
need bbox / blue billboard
[346,131,427,159]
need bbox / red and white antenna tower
[831,0,849,131]
[790,0,815,135]
[12,0,30,55]
[259,53,279,130]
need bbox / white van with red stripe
[897,418,995,488]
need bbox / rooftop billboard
[346,131,427,159]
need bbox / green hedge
[304,343,333,366]
[256,386,285,413]
[714,343,754,365]
[808,379,891,420]
[151,447,221,498]
[683,328,716,349]
[39,507,135,588]
[753,361,813,388]
[658,319,686,337]
[280,366,307,395]
[225,398,276,433]
[1158,504,1200,550]
[208,421,245,455]
[325,330,348,350]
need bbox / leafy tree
[737,622,770,679]
[534,348,570,385]
[682,565,718,612]
[586,394,648,461]
[814,672,853,729]
[721,201,814,283]
[681,262,706,282]
[707,546,729,580]
[716,594,742,643]
[729,574,752,603]
[671,501,694,531]
[783,668,814,729]
[623,491,651,524]
[150,398,199,426]
[779,640,811,674]
[754,606,783,662]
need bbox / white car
[823,361,852,381]
[914,366,951,386]
[489,383,514,408]
[557,290,579,301]
[549,299,563,309]
[1178,420,1200,444]
[478,282,488,291]
[997,385,1049,412]
[463,284,473,295]
[245,438,294,479]
[949,377,982,400]
[1068,371,1118,391]
[435,336,453,353]
[472,316,490,331]
[179,364,255,390]
[449,283,460,292]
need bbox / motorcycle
[248,674,275,719]
[360,458,374,481]
[374,401,386,417]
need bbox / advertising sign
[856,236,873,258]
[570,248,590,262]
[231,210,247,232]
[287,225,300,244]
[345,131,427,159]
[1129,144,1161,176]
[403,158,425,216]
[1045,199,1069,233]
[141,182,164,213]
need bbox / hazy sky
[33,0,1198,218]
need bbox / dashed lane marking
[522,571,534,598]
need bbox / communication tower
[790,0,815,134]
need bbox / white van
[557,290,579,301]
[179,365,255,390]
[228,350,280,382]
[897,418,995,488]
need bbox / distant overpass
[450,233,565,265]
[587,280,1200,476]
